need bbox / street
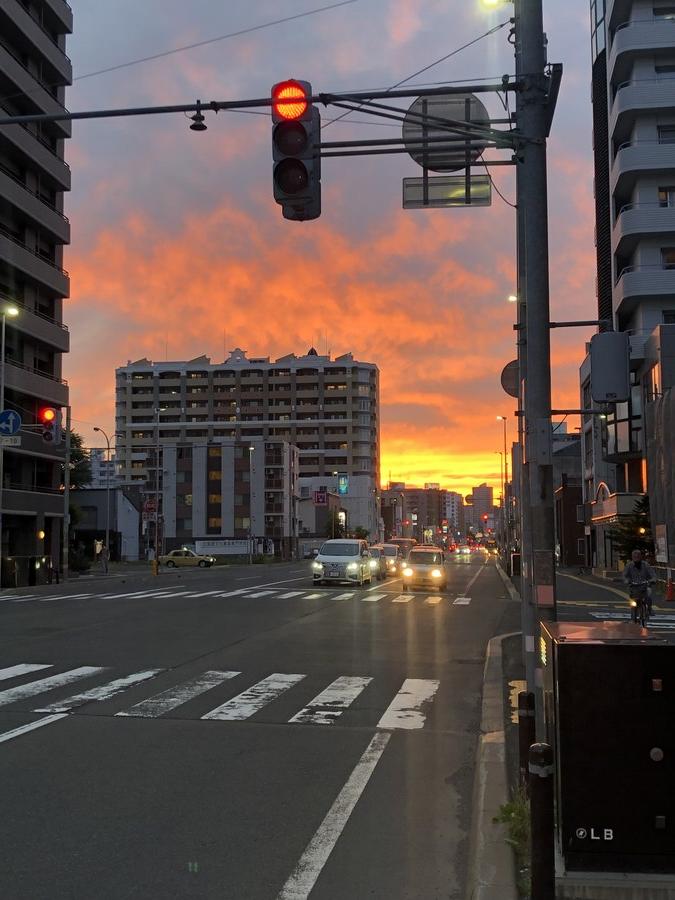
[0,555,517,900]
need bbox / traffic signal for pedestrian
[39,406,62,444]
[271,79,321,221]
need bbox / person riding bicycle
[623,549,656,617]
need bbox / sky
[64,0,596,498]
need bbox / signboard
[143,498,157,514]
[337,474,349,496]
[590,332,630,403]
[196,539,249,556]
[313,490,328,506]
[402,92,491,173]
[0,435,20,447]
[655,525,668,564]
[0,409,21,436]
[501,360,519,399]
[403,174,491,209]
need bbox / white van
[312,539,373,586]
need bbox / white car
[312,539,373,586]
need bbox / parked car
[159,549,216,568]
[367,545,388,580]
[312,539,372,586]
[381,543,404,576]
[402,548,448,592]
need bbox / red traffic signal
[272,80,309,121]
[271,79,321,221]
[39,407,61,443]
[39,407,56,423]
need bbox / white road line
[202,673,305,721]
[376,678,441,730]
[36,593,92,602]
[333,593,355,600]
[34,669,163,713]
[0,666,105,708]
[116,670,240,718]
[215,589,249,598]
[183,590,227,598]
[0,664,52,682]
[361,593,385,602]
[1,594,36,602]
[99,590,170,599]
[463,565,485,595]
[304,593,327,600]
[279,592,305,599]
[425,596,441,606]
[246,590,278,598]
[392,594,411,603]
[277,731,391,900]
[0,714,69,745]
[365,581,385,592]
[453,597,471,605]
[289,676,373,726]
[149,591,193,598]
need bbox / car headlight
[347,562,358,571]
[431,569,442,578]
[369,560,378,569]
[403,567,413,577]
[387,559,396,567]
[312,561,323,571]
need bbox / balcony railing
[6,357,68,385]
[0,102,70,168]
[0,288,68,330]
[0,223,69,275]
[0,159,69,221]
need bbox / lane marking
[304,593,327,600]
[214,589,249,598]
[278,592,305,599]
[333,593,355,600]
[453,597,471,605]
[0,714,69,745]
[202,673,306,721]
[0,666,105,708]
[392,594,411,603]
[35,593,93,602]
[361,593,385,602]
[246,590,278,598]
[2,594,36,602]
[182,590,226,598]
[277,731,391,900]
[35,669,163,713]
[0,664,52,681]
[424,596,441,605]
[116,670,240,718]
[376,678,441,730]
[289,676,373,726]
[463,565,485,595]
[98,590,167,599]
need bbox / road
[0,553,518,900]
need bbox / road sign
[0,409,21,435]
[501,360,519,398]
[403,174,491,209]
[337,474,349,496]
[402,93,491,173]
[0,435,21,447]
[313,490,327,506]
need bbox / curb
[466,631,521,900]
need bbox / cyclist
[623,549,656,619]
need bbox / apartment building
[444,491,465,536]
[0,0,72,583]
[581,0,675,569]
[87,448,120,489]
[115,347,380,539]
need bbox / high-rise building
[0,0,72,582]
[444,491,464,536]
[87,448,120,489]
[581,0,675,569]
[115,347,380,538]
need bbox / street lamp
[497,416,509,554]
[93,426,111,570]
[0,304,18,582]
[248,445,255,564]
[507,294,518,303]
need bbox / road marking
[215,589,249,598]
[1,594,36,602]
[202,673,305,721]
[116,670,240,718]
[0,714,69,745]
[392,594,411,603]
[0,666,105,708]
[333,593,355,600]
[288,676,373,726]
[558,571,628,599]
[376,678,441,730]
[246,590,278,598]
[279,591,305,599]
[304,593,327,600]
[148,591,193,598]
[453,597,471,605]
[98,590,165,599]
[424,596,441,605]
[365,581,385,592]
[35,593,93,602]
[0,664,52,681]
[277,731,391,900]
[34,669,163,713]
[361,593,385,602]
[463,566,485,594]
[182,590,226,598]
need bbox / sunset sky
[65,0,597,498]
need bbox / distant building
[469,483,495,533]
[87,448,121,489]
[71,486,143,562]
[444,491,465,536]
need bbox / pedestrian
[100,543,109,574]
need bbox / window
[208,470,220,481]
[208,517,222,528]
[658,125,675,144]
[658,186,675,207]
[661,247,675,269]
[209,494,222,504]
[663,310,675,323]
[654,6,675,19]
[656,64,675,76]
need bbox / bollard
[151,559,159,577]
[529,742,555,900]
[518,691,536,791]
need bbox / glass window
[658,187,675,206]
[208,470,220,481]
[656,64,675,76]
[663,310,675,323]
[208,517,222,528]
[209,494,222,504]
[617,420,630,453]
[662,247,675,268]
[654,6,675,19]
[658,125,675,144]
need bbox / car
[381,543,404,576]
[401,548,448,592]
[312,539,372,586]
[367,545,388,580]
[159,549,216,568]
[456,544,471,555]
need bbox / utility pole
[62,405,71,580]
[514,0,557,722]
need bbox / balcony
[606,0,631,30]
[614,265,675,317]
[42,0,73,34]
[0,114,70,189]
[0,164,69,243]
[0,0,72,83]
[612,203,675,255]
[4,358,68,405]
[2,485,64,517]
[609,19,675,85]
[611,141,675,197]
[13,302,69,353]
[0,43,70,139]
[590,489,645,524]
[0,230,69,296]
[610,79,675,142]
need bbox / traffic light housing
[39,407,62,444]
[271,79,321,221]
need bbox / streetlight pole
[153,406,164,567]
[248,445,255,564]
[332,470,338,539]
[0,305,18,584]
[93,426,111,570]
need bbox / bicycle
[629,581,651,627]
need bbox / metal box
[541,622,675,874]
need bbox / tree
[353,526,369,540]
[607,495,654,562]
[62,431,92,488]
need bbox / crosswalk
[0,662,443,745]
[558,600,675,630]
[0,585,474,607]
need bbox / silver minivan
[312,539,373,586]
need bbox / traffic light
[271,79,321,221]
[39,407,62,444]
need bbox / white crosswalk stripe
[377,678,441,730]
[37,593,92,602]
[304,593,327,600]
[184,590,227,598]
[0,714,69,745]
[361,594,385,602]
[289,676,373,725]
[392,595,411,603]
[279,591,305,599]
[116,670,240,718]
[34,670,163,713]
[1,594,36,602]
[424,596,441,606]
[246,590,278,598]
[334,593,355,600]
[0,663,52,681]
[0,666,105,707]
[202,673,305,721]
[453,597,471,605]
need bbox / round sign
[402,93,491,173]
[501,360,519,399]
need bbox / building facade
[0,0,72,583]
[87,448,120,489]
[581,0,675,569]
[115,347,380,538]
[444,491,465,537]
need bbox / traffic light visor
[272,81,308,120]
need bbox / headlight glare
[312,561,323,571]
[403,567,413,577]
[347,562,358,571]
[369,560,378,569]
[431,569,442,578]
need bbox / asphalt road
[0,554,519,900]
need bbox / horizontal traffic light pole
[320,149,514,161]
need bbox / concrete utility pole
[62,405,71,580]
[514,0,558,716]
